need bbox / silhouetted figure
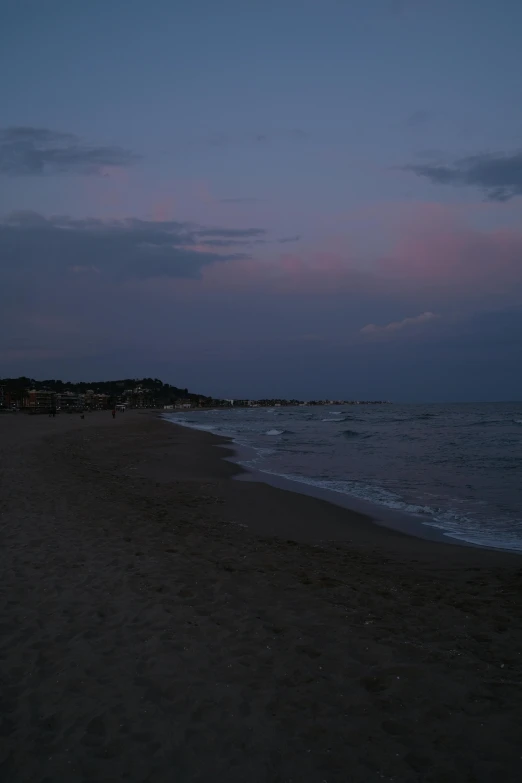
[112,409,116,419]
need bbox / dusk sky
[2,0,522,401]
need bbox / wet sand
[1,410,521,782]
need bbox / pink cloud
[191,203,522,311]
[380,223,522,308]
[361,311,437,335]
[150,196,177,222]
[111,202,522,351]
[198,249,372,297]
[84,166,134,219]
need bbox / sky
[1,0,522,401]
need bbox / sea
[164,403,522,552]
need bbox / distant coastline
[0,376,391,414]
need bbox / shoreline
[2,410,522,781]
[161,412,519,554]
[159,416,521,565]
[226,439,469,547]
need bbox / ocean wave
[163,407,522,553]
[468,418,503,427]
[322,415,357,422]
[422,512,522,552]
[245,468,522,552]
[247,469,438,518]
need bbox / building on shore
[174,399,193,409]
[122,386,155,408]
[85,391,110,410]
[59,392,86,411]
[24,389,58,412]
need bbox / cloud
[0,127,140,176]
[196,207,522,310]
[197,238,266,247]
[278,235,301,244]
[361,312,437,334]
[196,226,264,239]
[0,211,265,281]
[403,150,522,201]
[3,202,522,382]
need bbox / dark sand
[1,410,522,782]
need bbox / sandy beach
[1,410,521,782]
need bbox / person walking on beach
[112,409,116,419]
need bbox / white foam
[239,467,522,552]
[163,411,522,553]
